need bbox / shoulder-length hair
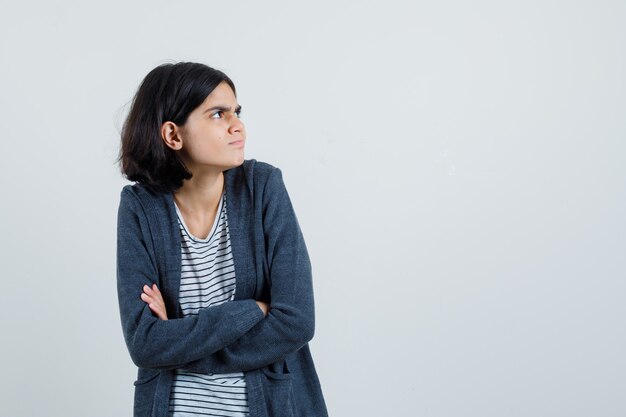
[119,62,236,192]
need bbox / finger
[145,287,163,304]
[148,285,165,306]
[148,303,160,316]
[140,293,153,303]
[144,294,160,307]
[143,284,155,295]
[147,300,163,314]
[147,286,165,305]
[148,303,167,320]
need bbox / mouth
[229,139,245,147]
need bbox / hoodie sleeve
[116,187,266,370]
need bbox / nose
[228,114,245,136]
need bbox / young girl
[116,62,328,417]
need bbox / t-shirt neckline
[173,192,225,243]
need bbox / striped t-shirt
[168,191,250,417]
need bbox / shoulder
[119,159,286,205]
[118,183,171,217]
[227,159,285,194]
[120,183,161,203]
[242,158,277,174]
[240,158,280,181]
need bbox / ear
[161,121,183,150]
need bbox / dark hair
[118,62,236,192]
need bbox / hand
[255,301,270,317]
[141,284,168,320]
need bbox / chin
[223,156,245,170]
[233,154,245,166]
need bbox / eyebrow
[203,104,242,114]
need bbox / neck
[174,169,225,214]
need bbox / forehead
[202,81,237,105]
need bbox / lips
[229,139,245,145]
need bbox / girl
[116,62,328,417]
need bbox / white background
[1,1,624,416]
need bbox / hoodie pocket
[260,360,296,417]
[133,369,160,417]
[133,368,160,386]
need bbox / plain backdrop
[1,1,624,416]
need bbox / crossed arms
[116,168,315,374]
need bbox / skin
[139,81,270,320]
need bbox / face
[174,81,246,173]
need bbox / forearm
[180,298,314,374]
[119,281,265,370]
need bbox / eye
[235,109,242,118]
[210,110,224,119]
